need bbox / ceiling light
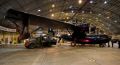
[107,17,110,19]
[82,18,84,19]
[51,13,55,17]
[65,13,68,16]
[52,4,55,8]
[69,5,73,8]
[90,0,93,3]
[89,19,92,20]
[90,11,92,14]
[104,1,107,4]
[71,10,74,13]
[38,9,41,12]
[98,14,101,16]
[114,20,117,23]
[66,17,69,19]
[82,11,85,13]
[78,0,82,4]
[49,9,52,12]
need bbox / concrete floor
[0,44,120,65]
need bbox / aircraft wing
[5,9,77,40]
[6,9,74,30]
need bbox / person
[118,40,120,48]
[111,39,118,47]
[58,36,62,43]
[48,28,55,36]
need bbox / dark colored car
[24,36,57,49]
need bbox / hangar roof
[0,0,120,34]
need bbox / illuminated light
[52,4,55,8]
[82,17,84,19]
[89,19,92,20]
[98,14,101,16]
[38,9,41,12]
[90,0,93,3]
[66,17,69,19]
[65,13,68,16]
[51,13,55,17]
[104,1,107,4]
[69,5,73,8]
[90,11,92,14]
[114,20,117,23]
[78,0,82,4]
[104,33,106,34]
[68,34,71,36]
[82,11,85,13]
[71,10,74,13]
[107,17,110,19]
[49,9,52,12]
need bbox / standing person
[118,40,120,48]
[58,36,62,43]
[57,36,62,47]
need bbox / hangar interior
[0,0,120,65]
[0,0,120,44]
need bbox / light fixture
[52,4,55,8]
[66,17,69,19]
[65,13,68,16]
[114,20,117,23]
[107,16,110,19]
[90,11,92,14]
[90,0,93,4]
[71,10,74,13]
[38,9,41,12]
[82,11,85,13]
[98,14,101,16]
[78,0,82,4]
[69,5,73,8]
[49,9,52,12]
[51,13,55,17]
[104,1,107,4]
[89,19,92,20]
[82,17,84,19]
